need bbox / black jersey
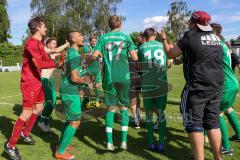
[177,29,224,91]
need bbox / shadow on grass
[167,100,180,105]
[13,104,22,116]
[0,116,16,160]
[77,119,160,160]
[30,119,61,155]
[0,116,15,139]
[4,104,212,160]
[10,104,63,157]
[0,115,33,160]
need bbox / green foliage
[30,0,124,44]
[166,0,192,42]
[0,42,23,66]
[0,0,11,42]
[130,31,143,47]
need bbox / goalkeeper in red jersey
[4,17,63,160]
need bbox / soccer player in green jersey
[82,35,101,108]
[138,28,168,152]
[211,23,240,156]
[55,31,92,159]
[91,15,138,150]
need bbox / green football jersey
[60,47,82,94]
[221,41,239,93]
[139,40,168,97]
[94,31,136,85]
[83,45,100,76]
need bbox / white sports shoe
[107,143,114,151]
[120,142,127,150]
[37,122,49,132]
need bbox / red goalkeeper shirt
[21,37,56,84]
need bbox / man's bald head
[67,31,84,47]
[67,31,79,44]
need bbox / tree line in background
[0,0,10,43]
[29,0,124,44]
[130,1,192,45]
[1,0,239,66]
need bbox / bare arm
[71,70,92,84]
[158,30,183,59]
[85,50,102,65]
[45,41,70,54]
[92,50,103,59]
[167,59,172,68]
[129,50,138,61]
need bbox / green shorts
[60,93,82,121]
[94,71,101,83]
[103,81,130,107]
[220,89,238,111]
[41,78,57,105]
[143,95,167,111]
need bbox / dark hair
[46,37,57,45]
[139,33,144,38]
[89,35,97,41]
[28,17,45,34]
[67,31,79,44]
[210,23,225,41]
[143,28,156,39]
[108,15,121,30]
[210,23,222,35]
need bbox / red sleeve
[27,41,56,70]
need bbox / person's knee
[131,97,137,107]
[120,106,128,111]
[107,106,116,112]
[33,103,44,115]
[20,109,33,121]
[219,112,224,117]
[70,120,81,128]
[225,107,233,114]
[131,105,136,111]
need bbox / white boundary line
[0,93,240,115]
[0,94,21,100]
[0,102,17,105]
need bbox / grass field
[0,65,239,160]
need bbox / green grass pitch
[0,65,239,160]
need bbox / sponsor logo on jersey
[201,34,221,46]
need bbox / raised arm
[45,41,70,54]
[158,29,182,59]
[129,50,138,61]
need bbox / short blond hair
[108,15,121,30]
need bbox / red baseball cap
[191,11,212,31]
